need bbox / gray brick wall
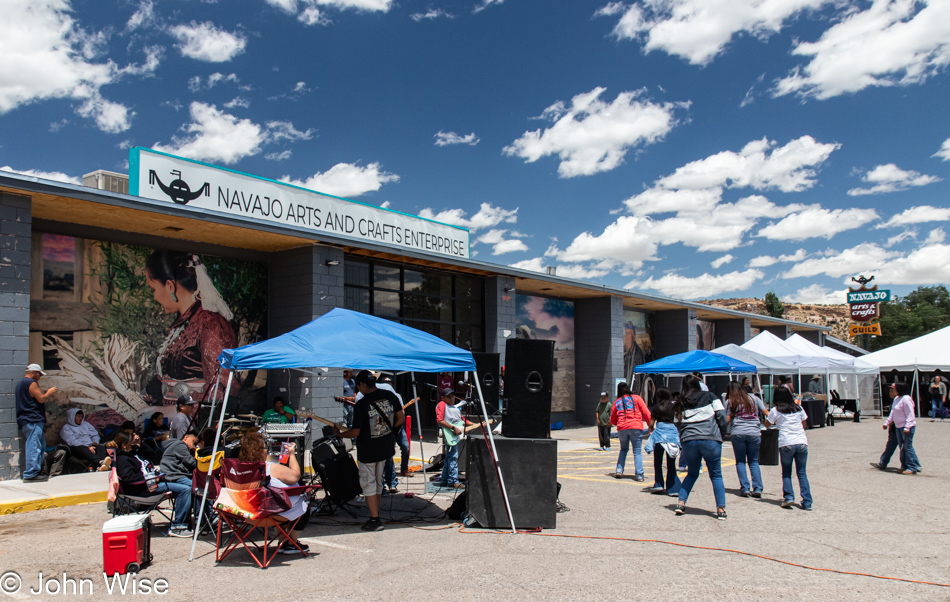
[0,192,31,480]
[574,296,623,425]
[485,276,517,365]
[267,244,347,424]
[716,318,751,346]
[654,308,696,358]
[759,325,791,340]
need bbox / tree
[868,285,950,351]
[763,291,785,318]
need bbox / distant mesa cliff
[697,298,852,341]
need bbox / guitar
[297,398,417,431]
[335,396,418,411]
[441,420,493,446]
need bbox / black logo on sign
[149,170,210,205]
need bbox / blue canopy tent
[190,309,514,558]
[634,350,758,375]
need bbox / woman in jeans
[673,376,728,519]
[610,382,651,481]
[885,382,921,474]
[726,382,765,498]
[644,388,680,497]
[766,387,812,510]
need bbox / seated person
[138,432,168,467]
[160,430,198,488]
[262,397,296,424]
[143,412,168,439]
[113,431,193,538]
[60,409,111,471]
[196,427,238,461]
[104,421,139,449]
[237,430,309,555]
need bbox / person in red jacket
[611,382,651,481]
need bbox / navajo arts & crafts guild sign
[129,148,470,259]
[847,284,888,337]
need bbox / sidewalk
[0,471,109,515]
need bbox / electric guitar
[335,396,418,411]
[441,420,493,446]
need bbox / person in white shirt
[765,387,812,510]
[883,382,920,474]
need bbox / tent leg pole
[472,371,516,534]
[409,373,426,486]
[205,371,222,428]
[913,367,919,417]
[189,371,234,562]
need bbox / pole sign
[128,148,470,259]
[850,323,882,337]
[847,290,890,304]
[849,302,878,322]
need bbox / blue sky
[2,0,950,304]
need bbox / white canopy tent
[860,325,950,371]
[711,343,797,374]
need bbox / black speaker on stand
[502,339,554,439]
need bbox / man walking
[16,364,57,482]
[929,376,946,422]
[595,391,612,451]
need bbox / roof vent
[545,266,556,276]
[82,170,129,195]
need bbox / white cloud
[418,202,518,232]
[190,73,239,92]
[298,6,329,25]
[876,205,950,229]
[935,137,950,161]
[598,0,830,66]
[507,257,609,280]
[434,131,480,146]
[473,0,503,13]
[783,243,895,279]
[316,0,393,11]
[847,163,941,196]
[477,229,528,255]
[783,284,849,305]
[748,248,807,267]
[885,229,917,247]
[650,136,839,194]
[710,254,734,268]
[265,0,298,13]
[170,21,246,62]
[281,162,399,198]
[784,238,950,284]
[223,96,250,109]
[877,242,950,284]
[757,207,879,240]
[0,0,142,132]
[1,165,79,185]
[774,0,950,99]
[503,87,687,177]
[152,102,310,164]
[379,200,391,209]
[510,257,545,272]
[265,150,292,161]
[627,269,765,299]
[126,0,156,32]
[411,8,454,20]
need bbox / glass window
[374,290,400,317]
[456,275,482,300]
[41,234,76,301]
[455,325,484,351]
[344,260,370,287]
[403,294,452,322]
[404,269,452,296]
[344,287,369,313]
[456,300,483,324]
[373,264,400,290]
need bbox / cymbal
[222,418,242,423]
[238,414,259,419]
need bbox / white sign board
[129,148,469,259]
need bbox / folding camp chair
[112,470,174,534]
[213,459,314,568]
[192,451,224,535]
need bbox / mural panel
[514,295,575,413]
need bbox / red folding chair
[213,459,313,568]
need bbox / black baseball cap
[355,370,376,386]
[441,387,455,397]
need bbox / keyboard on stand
[262,423,309,437]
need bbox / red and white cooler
[102,514,152,576]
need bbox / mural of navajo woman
[622,309,656,386]
[32,235,267,441]
[514,295,575,413]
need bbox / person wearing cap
[15,364,58,482]
[436,387,471,488]
[169,395,197,440]
[595,391,612,451]
[333,370,404,532]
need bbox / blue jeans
[383,427,410,489]
[616,429,644,477]
[731,434,763,494]
[157,477,193,528]
[678,439,725,508]
[652,444,680,495]
[21,422,46,479]
[343,404,354,428]
[932,395,944,420]
[879,424,898,466]
[779,444,812,508]
[896,426,921,472]
[440,442,460,485]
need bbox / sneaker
[22,474,48,483]
[740,491,751,498]
[279,541,310,555]
[361,518,384,532]
[674,505,685,516]
[613,472,623,479]
[169,527,194,538]
[633,475,645,482]
[643,486,665,494]
[800,504,812,511]
[869,462,885,469]
[716,509,727,520]
[751,492,762,499]
[781,500,794,509]
[98,457,112,472]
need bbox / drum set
[218,414,263,450]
